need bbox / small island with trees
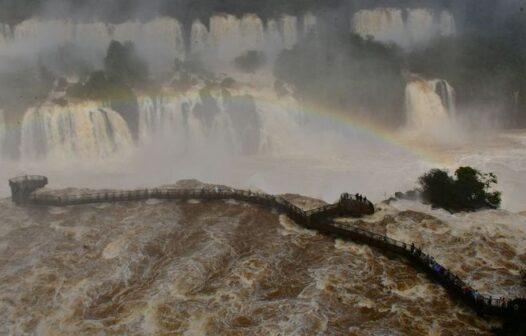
[394,166,502,213]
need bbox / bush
[234,50,266,73]
[274,34,404,125]
[418,167,501,212]
[104,40,148,87]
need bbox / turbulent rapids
[1,177,525,335]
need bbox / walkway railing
[8,176,525,320]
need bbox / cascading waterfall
[433,79,456,118]
[405,78,455,129]
[20,102,133,160]
[265,19,283,51]
[0,13,312,71]
[240,15,266,52]
[0,13,315,161]
[209,14,243,61]
[0,109,5,155]
[138,95,204,146]
[280,15,299,50]
[190,20,210,55]
[351,8,456,48]
[138,91,242,157]
[0,24,11,47]
[351,8,407,45]
[303,13,318,37]
[13,19,74,43]
[137,86,311,157]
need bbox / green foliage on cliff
[67,40,147,100]
[418,167,501,212]
[274,34,404,125]
[66,71,133,101]
[105,40,148,86]
[234,50,266,73]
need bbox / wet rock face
[0,191,518,335]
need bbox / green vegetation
[418,167,501,212]
[66,40,149,137]
[0,64,54,121]
[234,50,266,73]
[274,34,404,125]
[67,40,146,100]
[105,40,148,86]
[67,70,133,101]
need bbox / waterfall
[351,8,456,47]
[209,14,242,62]
[438,10,456,37]
[303,13,318,37]
[0,24,11,47]
[255,95,306,156]
[13,19,74,43]
[280,15,299,50]
[190,20,210,55]
[265,19,283,51]
[433,79,456,117]
[0,110,5,156]
[405,79,455,129]
[138,91,243,156]
[137,85,313,158]
[197,13,302,62]
[240,15,265,51]
[1,13,309,73]
[20,102,133,160]
[406,9,435,45]
[351,8,407,46]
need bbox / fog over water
[0,1,526,335]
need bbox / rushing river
[0,176,525,335]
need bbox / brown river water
[1,181,524,335]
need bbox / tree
[234,50,266,73]
[104,40,148,86]
[418,167,501,212]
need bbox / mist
[0,0,525,212]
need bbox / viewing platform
[8,175,48,205]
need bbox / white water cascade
[190,20,210,55]
[351,8,456,48]
[405,79,456,129]
[0,13,312,73]
[20,102,133,161]
[0,109,5,155]
[0,24,10,47]
[280,15,299,50]
[303,13,318,38]
[137,86,311,158]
